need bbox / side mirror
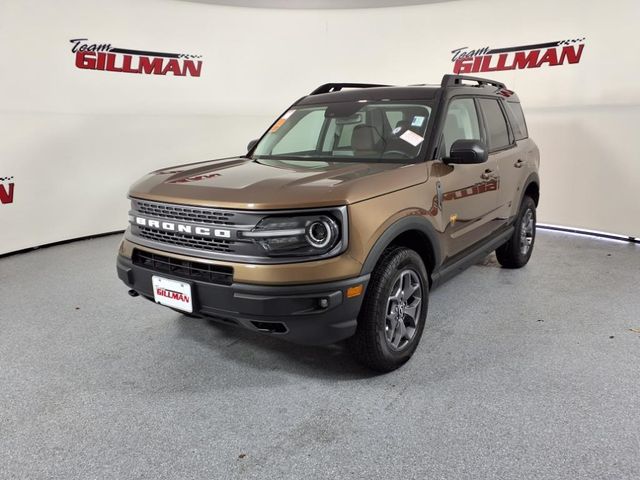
[444,139,488,164]
[247,139,258,152]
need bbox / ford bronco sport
[117,74,540,372]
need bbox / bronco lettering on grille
[134,216,231,239]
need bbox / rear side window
[478,98,511,151]
[506,102,528,141]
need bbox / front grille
[134,199,236,226]
[128,198,347,263]
[137,226,235,253]
[132,249,233,286]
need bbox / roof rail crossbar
[310,83,390,95]
[441,74,506,89]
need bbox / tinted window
[441,98,481,157]
[336,117,362,148]
[385,110,404,128]
[479,98,511,151]
[506,102,528,141]
[272,110,325,154]
[254,102,433,162]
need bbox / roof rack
[441,74,506,89]
[310,83,391,95]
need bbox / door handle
[481,169,495,180]
[514,159,525,168]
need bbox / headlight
[306,219,334,248]
[241,214,341,257]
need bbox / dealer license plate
[152,276,193,313]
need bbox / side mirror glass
[247,139,258,152]
[444,139,488,164]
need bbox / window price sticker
[400,130,424,147]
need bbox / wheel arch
[521,172,540,207]
[360,217,441,286]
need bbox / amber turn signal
[346,284,364,298]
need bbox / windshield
[252,100,433,162]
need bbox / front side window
[441,97,481,157]
[479,98,511,151]
[253,101,433,162]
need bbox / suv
[117,74,540,372]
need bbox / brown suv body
[117,75,540,369]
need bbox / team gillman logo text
[451,38,585,74]
[70,38,203,77]
[156,287,190,303]
[0,176,15,205]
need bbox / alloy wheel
[520,208,535,255]
[385,269,422,351]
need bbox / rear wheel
[348,247,428,372]
[496,195,536,268]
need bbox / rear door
[504,100,537,218]
[436,97,501,257]
[477,97,521,224]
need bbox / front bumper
[117,254,369,345]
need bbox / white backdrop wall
[1,0,639,255]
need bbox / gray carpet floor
[1,230,639,479]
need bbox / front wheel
[496,195,536,268]
[348,247,429,372]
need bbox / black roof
[298,86,440,105]
[298,75,519,105]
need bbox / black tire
[496,195,536,268]
[348,247,429,373]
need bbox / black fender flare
[360,216,442,276]
[519,172,540,207]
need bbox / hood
[128,157,428,209]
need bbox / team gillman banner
[451,38,585,74]
[69,38,203,77]
[0,176,15,205]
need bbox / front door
[437,97,501,259]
